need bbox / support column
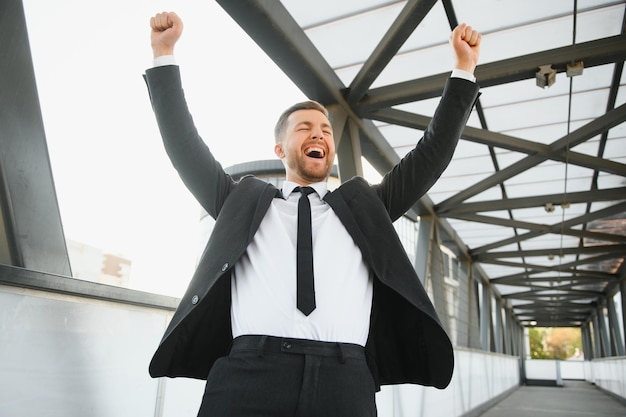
[503,309,513,355]
[509,320,517,356]
[515,321,524,357]
[480,282,493,351]
[518,323,525,383]
[597,304,612,357]
[592,313,604,358]
[580,322,594,360]
[520,326,528,383]
[335,116,364,181]
[428,224,450,334]
[607,295,625,356]
[494,298,504,353]
[0,0,71,275]
[455,260,471,348]
[414,216,432,287]
[467,267,482,349]
[621,279,626,354]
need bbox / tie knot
[295,186,315,197]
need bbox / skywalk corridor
[1,1,625,416]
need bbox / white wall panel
[376,348,520,417]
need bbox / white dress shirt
[230,181,373,346]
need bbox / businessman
[146,11,481,417]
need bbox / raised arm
[146,12,235,218]
[374,24,482,220]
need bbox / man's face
[274,109,335,185]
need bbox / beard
[286,153,333,184]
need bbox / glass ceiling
[224,0,626,327]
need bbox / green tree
[546,327,582,359]
[529,327,549,359]
[528,327,582,359]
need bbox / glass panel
[282,0,400,28]
[303,2,404,70]
[23,0,306,296]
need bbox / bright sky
[22,0,310,296]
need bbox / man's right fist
[150,12,183,58]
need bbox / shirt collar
[282,180,328,199]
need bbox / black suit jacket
[145,65,480,389]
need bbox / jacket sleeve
[144,65,235,218]
[373,77,480,221]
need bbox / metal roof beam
[514,301,595,309]
[483,251,624,272]
[499,277,615,288]
[358,33,626,111]
[216,0,402,180]
[217,0,344,104]
[437,102,626,211]
[477,244,626,261]
[451,213,625,244]
[347,0,437,103]
[367,108,626,177]
[492,268,614,283]
[471,201,626,254]
[441,187,626,215]
[503,290,603,300]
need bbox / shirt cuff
[451,68,476,83]
[153,55,177,67]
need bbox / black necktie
[295,186,316,316]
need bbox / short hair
[274,100,329,143]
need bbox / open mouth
[305,147,325,159]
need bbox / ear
[274,143,285,158]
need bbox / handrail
[0,263,179,311]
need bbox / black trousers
[197,335,378,417]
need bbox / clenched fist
[449,23,481,74]
[150,12,184,58]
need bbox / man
[147,11,481,417]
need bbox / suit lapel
[249,183,282,238]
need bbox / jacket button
[191,295,199,305]
[221,263,229,272]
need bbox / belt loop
[257,335,268,357]
[337,342,347,364]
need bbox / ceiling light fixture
[567,61,584,77]
[536,64,556,88]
